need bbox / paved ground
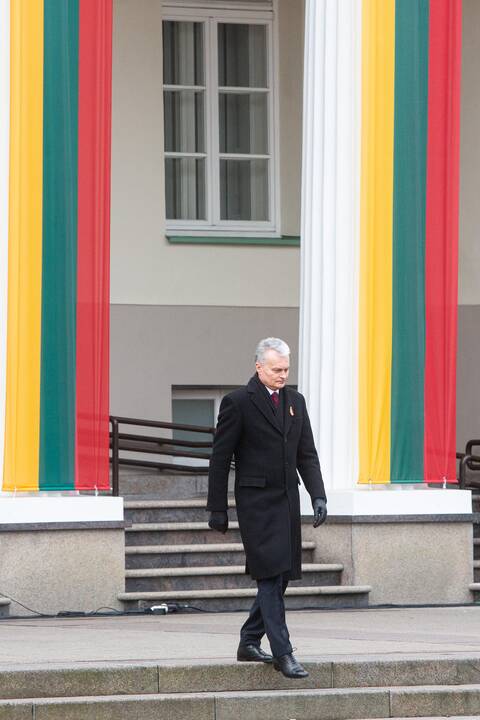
[1,606,480,668]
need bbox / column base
[301,487,474,605]
[300,485,472,516]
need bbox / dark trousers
[239,573,293,658]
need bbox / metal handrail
[109,415,215,496]
[117,432,213,448]
[459,453,480,489]
[466,439,480,456]
[111,415,215,433]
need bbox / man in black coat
[207,337,327,678]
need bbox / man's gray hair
[255,337,290,364]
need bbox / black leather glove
[312,498,327,528]
[208,510,228,534]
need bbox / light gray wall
[278,0,304,237]
[455,0,480,449]
[457,305,480,452]
[110,0,303,309]
[111,305,299,421]
[459,0,480,305]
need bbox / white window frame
[162,3,281,237]
[171,387,239,467]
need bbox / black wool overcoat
[207,375,326,580]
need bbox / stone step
[118,584,372,612]
[125,541,316,569]
[124,498,237,524]
[118,469,233,500]
[4,684,480,720]
[125,521,242,546]
[125,562,343,592]
[3,657,480,699]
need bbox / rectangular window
[171,388,238,468]
[162,8,277,235]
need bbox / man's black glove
[208,510,228,534]
[312,498,327,528]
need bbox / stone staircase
[470,492,480,596]
[117,474,372,611]
[2,656,480,718]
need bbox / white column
[0,0,10,487]
[299,0,361,494]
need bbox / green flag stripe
[390,0,429,483]
[40,0,79,490]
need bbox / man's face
[256,350,290,391]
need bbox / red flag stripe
[424,0,462,483]
[76,0,113,490]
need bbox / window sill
[166,235,300,247]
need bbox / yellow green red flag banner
[359,0,461,484]
[0,0,112,491]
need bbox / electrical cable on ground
[1,587,480,622]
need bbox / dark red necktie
[271,391,279,408]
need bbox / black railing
[109,415,215,496]
[458,439,480,489]
[109,417,480,495]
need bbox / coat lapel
[247,375,283,435]
[283,386,295,437]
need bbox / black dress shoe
[273,653,309,678]
[237,643,273,663]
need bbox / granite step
[118,584,372,612]
[125,521,242,546]
[124,498,237,524]
[125,562,343,592]
[4,684,480,720]
[0,687,385,720]
[125,541,315,569]
[3,657,480,698]
[118,469,233,500]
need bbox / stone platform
[1,606,480,718]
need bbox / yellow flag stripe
[0,0,10,483]
[4,0,44,491]
[358,0,395,484]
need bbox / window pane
[163,21,204,86]
[220,159,269,221]
[164,91,205,153]
[165,158,206,220]
[172,399,214,461]
[219,92,268,154]
[218,24,267,88]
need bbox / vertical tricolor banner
[0,0,112,492]
[359,0,461,484]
